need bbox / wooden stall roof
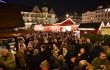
[78,23,102,30]
[0,3,25,29]
[0,33,17,39]
[0,29,37,39]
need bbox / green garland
[83,34,110,46]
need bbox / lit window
[108,8,110,12]
[105,9,107,12]
[46,15,47,17]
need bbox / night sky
[5,0,110,15]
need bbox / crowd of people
[0,31,110,70]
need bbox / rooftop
[82,2,110,13]
[78,23,102,30]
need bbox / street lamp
[66,14,69,18]
[46,15,47,17]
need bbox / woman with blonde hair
[40,60,50,70]
[53,55,69,70]
[103,46,110,58]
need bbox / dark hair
[99,52,106,56]
[63,45,67,49]
[53,50,58,53]
[41,45,46,49]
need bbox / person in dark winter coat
[75,39,89,55]
[73,48,89,68]
[25,45,34,63]
[90,41,104,60]
[29,49,44,70]
[60,46,73,70]
[50,50,59,69]
[53,55,69,70]
[40,45,50,62]
[77,48,89,62]
[85,38,92,54]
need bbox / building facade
[62,11,82,24]
[82,5,110,23]
[21,5,58,26]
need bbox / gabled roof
[106,22,110,27]
[56,18,75,26]
[56,19,66,23]
[78,23,102,30]
[60,18,75,26]
[0,29,37,39]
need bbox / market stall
[33,18,79,32]
[78,22,105,37]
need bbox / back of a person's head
[1,48,8,56]
[79,60,88,69]
[1,48,8,53]
[40,60,49,68]
[57,55,65,62]
[33,49,39,55]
